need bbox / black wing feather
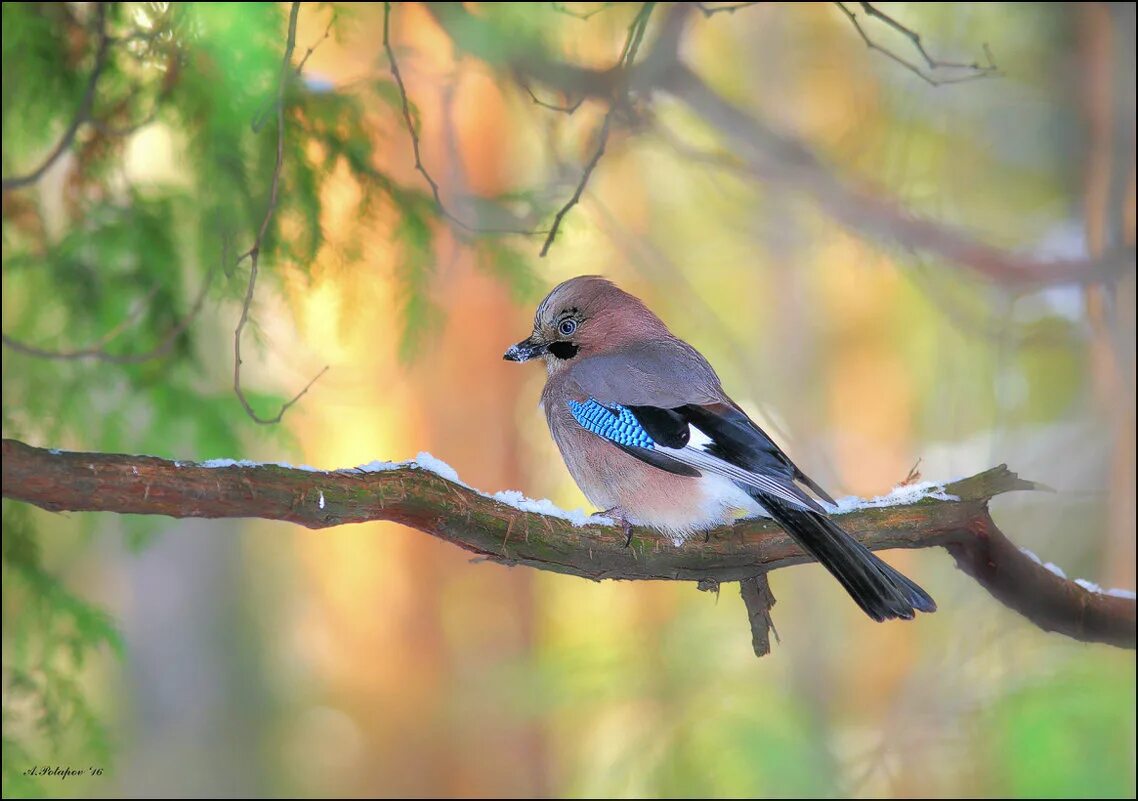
[627,405,689,448]
[612,442,702,477]
[622,401,936,621]
[679,402,836,505]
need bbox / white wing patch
[687,425,714,450]
[657,423,816,512]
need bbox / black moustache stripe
[547,341,579,360]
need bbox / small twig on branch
[234,1,328,425]
[539,2,655,257]
[382,2,545,238]
[902,458,923,486]
[835,2,999,86]
[858,2,988,72]
[517,74,585,115]
[2,441,1133,655]
[2,262,216,365]
[550,2,616,21]
[2,4,112,190]
[740,574,780,656]
[695,2,761,18]
[539,111,614,256]
[295,11,336,76]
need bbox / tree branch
[3,439,1133,653]
[663,63,1136,287]
[427,2,1132,287]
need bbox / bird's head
[503,275,669,373]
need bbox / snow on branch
[2,438,1133,656]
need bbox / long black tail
[758,494,937,622]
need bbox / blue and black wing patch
[626,405,690,448]
[568,399,701,477]
[567,398,823,510]
[567,400,655,448]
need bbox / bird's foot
[595,506,635,548]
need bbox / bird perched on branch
[504,275,936,622]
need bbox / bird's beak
[503,335,545,362]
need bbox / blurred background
[2,2,1134,797]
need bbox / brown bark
[3,438,1134,651]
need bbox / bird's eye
[558,319,577,337]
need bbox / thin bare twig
[858,1,990,71]
[902,458,923,486]
[295,11,336,76]
[539,2,655,257]
[835,2,998,87]
[550,2,616,21]
[2,4,112,190]
[518,75,585,115]
[695,2,762,18]
[2,262,215,365]
[233,1,328,425]
[382,2,544,238]
[539,111,614,257]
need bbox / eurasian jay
[504,275,936,622]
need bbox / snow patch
[198,457,324,472]
[412,452,465,486]
[1043,561,1067,579]
[1023,550,1135,600]
[318,491,325,510]
[349,452,467,485]
[200,458,260,468]
[489,490,601,527]
[352,459,398,473]
[271,461,322,472]
[347,452,598,525]
[831,480,959,514]
[1071,576,1136,600]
